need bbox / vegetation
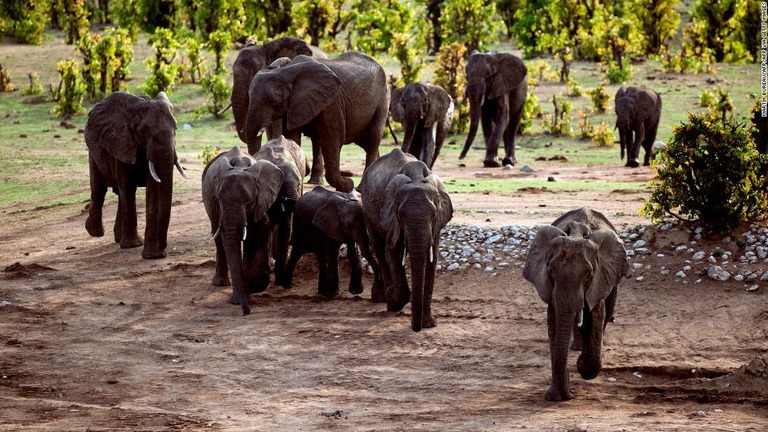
[51,59,86,118]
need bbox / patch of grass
[441,178,648,194]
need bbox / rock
[692,251,706,260]
[633,239,647,248]
[484,234,503,244]
[447,263,460,271]
[675,271,686,278]
[745,358,766,376]
[746,285,759,292]
[707,265,731,281]
[520,165,534,173]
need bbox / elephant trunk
[461,82,485,159]
[232,70,252,144]
[143,146,174,258]
[245,104,266,155]
[550,302,580,401]
[405,228,432,332]
[401,106,421,155]
[223,229,250,315]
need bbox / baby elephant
[284,186,376,297]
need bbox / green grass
[442,177,649,194]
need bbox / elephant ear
[285,60,341,130]
[390,87,406,123]
[523,225,567,304]
[431,174,453,232]
[85,93,138,164]
[487,54,527,101]
[312,195,346,243]
[584,230,629,311]
[381,173,411,247]
[425,85,452,128]
[270,37,313,59]
[246,160,284,224]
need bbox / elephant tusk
[175,159,189,179]
[242,226,247,241]
[576,309,584,328]
[209,227,221,242]
[281,202,285,213]
[217,100,232,115]
[402,248,408,267]
[429,246,434,263]
[257,127,266,138]
[149,160,162,183]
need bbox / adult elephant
[615,86,662,167]
[244,51,390,193]
[251,136,308,287]
[84,91,188,259]
[360,149,453,332]
[284,186,378,297]
[523,208,629,401]
[202,146,284,315]
[459,51,528,167]
[390,82,454,169]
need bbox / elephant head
[84,91,187,258]
[244,57,341,153]
[523,208,628,401]
[390,82,453,168]
[382,160,453,332]
[230,37,319,145]
[202,147,284,315]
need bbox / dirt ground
[1,156,767,431]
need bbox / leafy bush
[712,87,734,122]
[200,144,221,167]
[388,32,424,86]
[434,42,468,134]
[143,28,181,97]
[566,76,582,97]
[519,92,542,135]
[642,112,768,232]
[21,72,43,96]
[585,82,610,113]
[0,64,16,92]
[605,61,631,84]
[543,94,572,136]
[590,121,614,147]
[51,59,86,118]
[698,88,716,107]
[199,71,231,119]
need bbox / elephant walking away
[202,146,284,315]
[284,186,378,297]
[460,51,528,167]
[251,136,308,287]
[244,51,390,193]
[84,91,188,259]
[226,37,327,183]
[360,149,453,331]
[523,208,629,401]
[390,82,454,169]
[615,86,662,167]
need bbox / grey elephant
[251,136,308,287]
[202,146,284,315]
[460,51,528,167]
[225,37,327,183]
[615,86,662,167]
[244,51,390,193]
[360,149,453,332]
[390,82,454,169]
[523,208,628,401]
[84,91,188,259]
[284,186,378,297]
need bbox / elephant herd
[82,38,644,401]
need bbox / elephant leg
[485,97,510,167]
[603,286,617,329]
[643,118,660,166]
[431,125,448,169]
[212,232,231,287]
[117,183,143,249]
[326,243,341,297]
[283,245,303,289]
[244,224,270,293]
[85,159,107,238]
[577,300,605,380]
[113,195,122,243]
[502,103,524,166]
[318,138,353,192]
[273,218,292,287]
[627,124,644,168]
[309,141,325,185]
[346,240,364,295]
[385,244,410,312]
[366,224,388,303]
[624,129,636,167]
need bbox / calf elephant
[84,91,188,259]
[244,51,390,193]
[523,208,629,401]
[251,136,308,287]
[460,51,528,167]
[360,149,453,332]
[284,186,378,297]
[615,86,662,167]
[390,82,454,169]
[202,146,284,315]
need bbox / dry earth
[1,155,767,431]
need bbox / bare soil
[1,157,767,431]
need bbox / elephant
[251,136,308,287]
[523,207,629,401]
[752,108,768,155]
[284,186,378,297]
[244,51,390,193]
[460,51,528,168]
[390,82,454,169]
[360,149,453,332]
[84,91,188,259]
[226,37,328,184]
[202,146,284,315]
[615,86,662,167]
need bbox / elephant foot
[85,216,104,237]
[421,314,437,329]
[212,274,230,287]
[483,159,501,168]
[348,280,364,295]
[545,386,575,402]
[141,248,167,259]
[318,287,340,298]
[386,298,409,312]
[119,236,143,249]
[247,277,270,294]
[370,279,386,302]
[308,174,324,185]
[228,293,251,315]
[625,160,640,168]
[502,157,516,167]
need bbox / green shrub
[389,32,424,86]
[143,28,181,97]
[21,72,43,96]
[585,82,610,113]
[434,42,468,134]
[543,94,572,136]
[51,59,86,118]
[200,144,221,167]
[199,71,231,119]
[605,61,631,84]
[590,121,614,147]
[0,64,16,92]
[519,92,542,135]
[566,76,582,97]
[712,86,734,122]
[699,88,716,107]
[642,112,768,232]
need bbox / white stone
[633,239,647,248]
[675,271,687,278]
[635,276,644,282]
[692,251,706,260]
[447,263,460,271]
[707,265,731,281]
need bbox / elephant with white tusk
[523,207,629,401]
[85,91,188,259]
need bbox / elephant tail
[387,117,400,147]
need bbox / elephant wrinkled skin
[360,149,453,332]
[523,208,629,401]
[84,91,188,259]
[202,146,284,315]
[615,86,662,167]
